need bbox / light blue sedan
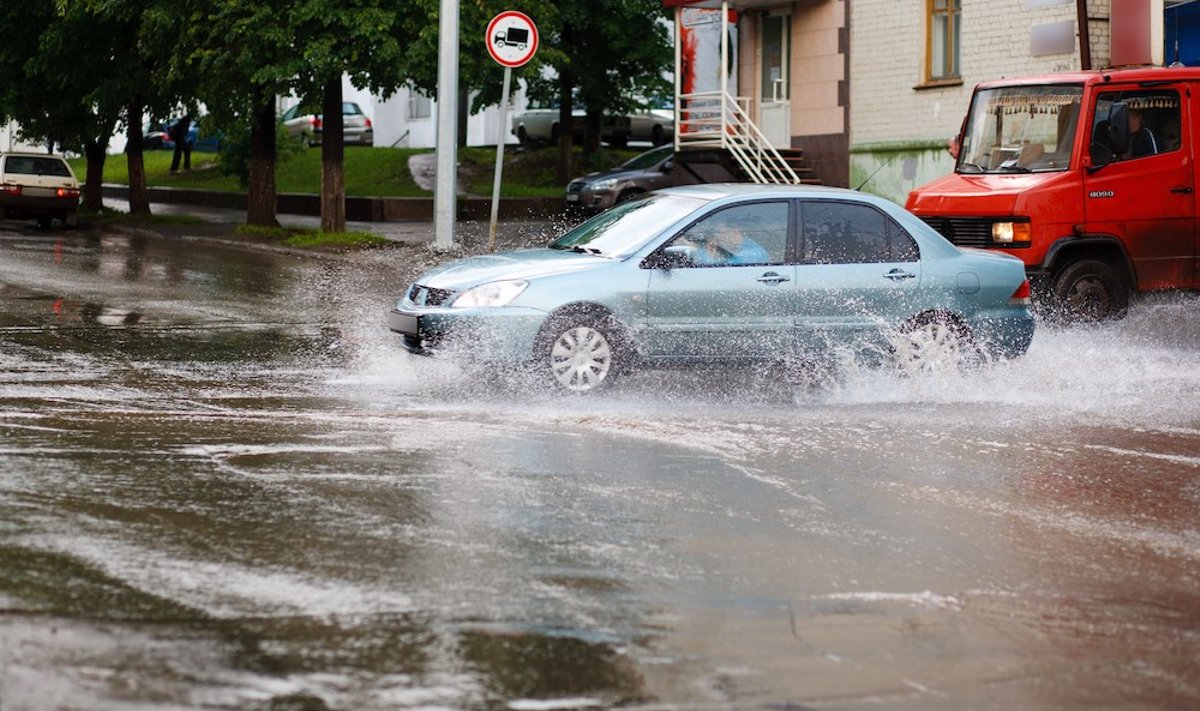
[388,184,1034,393]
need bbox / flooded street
[1,224,1198,710]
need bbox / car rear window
[4,156,71,177]
[342,103,362,115]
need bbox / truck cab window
[1091,89,1181,163]
[957,85,1083,174]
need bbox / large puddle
[1,228,1198,709]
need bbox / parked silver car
[388,184,1035,393]
[281,102,374,146]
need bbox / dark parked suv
[565,144,675,212]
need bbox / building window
[927,0,961,82]
[408,92,431,120]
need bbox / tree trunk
[320,77,346,233]
[125,97,150,215]
[556,73,574,184]
[82,139,107,212]
[246,91,279,227]
[584,109,603,155]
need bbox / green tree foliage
[397,1,670,181]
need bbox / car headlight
[591,178,618,192]
[451,280,529,308]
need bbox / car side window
[667,202,788,267]
[802,201,918,264]
[281,106,297,121]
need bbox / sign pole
[488,67,512,252]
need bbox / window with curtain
[927,0,961,82]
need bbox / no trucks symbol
[486,11,538,68]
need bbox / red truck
[906,67,1198,321]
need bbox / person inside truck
[1126,108,1159,158]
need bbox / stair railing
[675,90,801,185]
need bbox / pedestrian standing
[169,114,192,173]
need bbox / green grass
[235,223,393,250]
[72,144,641,199]
[80,206,208,226]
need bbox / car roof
[0,151,69,160]
[658,182,887,203]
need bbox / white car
[281,102,374,147]
[0,152,80,228]
[512,104,674,147]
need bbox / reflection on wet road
[1,225,1198,709]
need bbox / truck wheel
[1050,259,1128,322]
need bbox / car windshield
[550,193,706,258]
[957,84,1083,174]
[621,146,672,170]
[3,156,71,177]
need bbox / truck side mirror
[1107,101,1131,155]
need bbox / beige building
[668,0,850,187]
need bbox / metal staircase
[675,90,815,185]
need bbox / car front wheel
[538,314,625,393]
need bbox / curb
[100,184,569,222]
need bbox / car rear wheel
[651,125,667,146]
[1049,259,1128,322]
[537,314,626,393]
[892,311,978,374]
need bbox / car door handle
[884,268,916,281]
[756,271,790,285]
[1171,185,1193,194]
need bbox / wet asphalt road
[0,222,1198,710]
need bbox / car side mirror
[1107,101,1131,155]
[643,244,692,270]
[661,160,673,173]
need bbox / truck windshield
[957,84,1083,174]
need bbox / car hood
[417,248,612,290]
[574,167,645,185]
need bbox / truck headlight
[992,221,1032,244]
[452,280,528,308]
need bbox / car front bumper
[564,187,617,211]
[388,306,550,361]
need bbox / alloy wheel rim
[550,326,612,392]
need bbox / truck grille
[919,216,996,247]
[407,284,453,307]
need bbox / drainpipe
[720,0,729,146]
[1076,0,1092,70]
[674,9,681,150]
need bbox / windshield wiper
[995,164,1032,174]
[958,162,985,174]
[569,245,604,256]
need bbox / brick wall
[850,0,1112,202]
